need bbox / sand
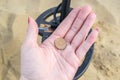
[0,0,120,80]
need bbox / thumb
[24,16,38,44]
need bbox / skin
[20,6,99,80]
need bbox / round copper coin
[54,38,67,50]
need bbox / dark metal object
[60,0,71,22]
[36,0,94,80]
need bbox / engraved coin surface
[54,38,67,50]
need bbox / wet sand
[0,0,120,80]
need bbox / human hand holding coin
[20,6,99,80]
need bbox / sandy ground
[0,0,120,80]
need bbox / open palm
[21,6,99,80]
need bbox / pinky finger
[76,27,99,65]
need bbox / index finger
[50,8,81,39]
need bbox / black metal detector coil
[36,1,94,80]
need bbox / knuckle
[70,29,76,35]
[78,16,84,22]
[82,42,88,52]
[76,33,83,41]
[71,25,79,33]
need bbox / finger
[49,8,80,39]
[76,28,99,64]
[24,16,38,45]
[64,5,92,42]
[71,12,96,49]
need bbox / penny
[54,38,67,50]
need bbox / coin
[54,38,67,50]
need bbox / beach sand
[0,0,120,80]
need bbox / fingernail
[96,27,100,32]
[91,12,96,18]
[28,16,30,24]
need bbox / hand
[20,6,99,80]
